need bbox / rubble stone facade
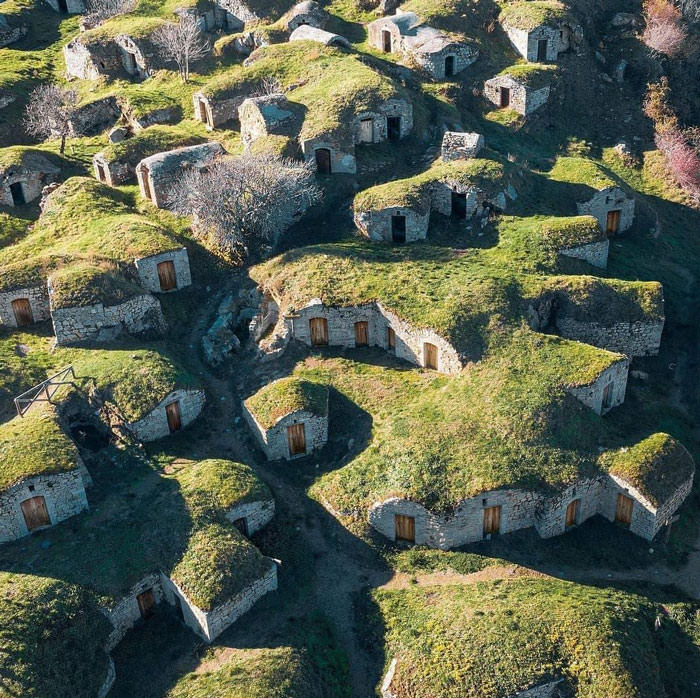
[352,99,413,144]
[441,131,485,161]
[559,239,609,268]
[555,317,664,356]
[576,186,635,234]
[354,206,430,243]
[225,499,275,534]
[301,135,357,174]
[566,358,628,415]
[0,285,50,327]
[0,157,60,207]
[484,75,551,115]
[127,388,206,442]
[134,248,192,293]
[503,24,563,62]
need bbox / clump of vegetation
[499,0,570,30]
[245,377,329,428]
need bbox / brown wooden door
[483,505,501,536]
[424,342,438,370]
[354,321,369,347]
[606,210,621,235]
[12,298,33,327]
[96,163,106,182]
[315,148,331,174]
[500,87,510,108]
[137,589,155,618]
[309,317,328,346]
[21,496,50,531]
[287,422,307,456]
[157,260,177,291]
[233,517,248,536]
[395,514,415,542]
[615,493,634,525]
[140,165,152,200]
[165,401,182,433]
[387,326,396,350]
[602,382,613,409]
[565,499,580,528]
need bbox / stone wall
[576,187,635,233]
[484,75,550,115]
[301,136,356,174]
[0,170,55,206]
[50,293,167,346]
[565,358,628,415]
[243,405,328,460]
[647,473,694,539]
[0,469,89,544]
[559,239,609,268]
[115,35,156,80]
[503,24,562,62]
[47,0,84,13]
[67,97,120,136]
[510,679,566,698]
[214,0,259,30]
[353,99,413,144]
[128,388,206,442]
[0,285,50,327]
[226,499,275,534]
[0,17,27,47]
[555,317,664,356]
[431,179,508,217]
[193,92,246,129]
[534,478,606,538]
[63,37,122,80]
[441,131,484,161]
[135,247,192,293]
[288,299,464,373]
[354,206,430,243]
[238,94,300,148]
[93,152,132,186]
[413,41,478,79]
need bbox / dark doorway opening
[445,55,455,77]
[10,182,25,206]
[57,0,68,12]
[382,29,392,53]
[451,191,467,219]
[537,39,548,62]
[233,517,248,536]
[315,148,331,174]
[387,116,401,142]
[391,214,406,243]
[96,163,107,182]
[500,87,510,108]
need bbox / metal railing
[14,366,76,417]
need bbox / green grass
[497,62,558,88]
[365,578,700,697]
[499,0,571,31]
[245,377,329,428]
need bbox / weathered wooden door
[9,182,25,206]
[500,87,510,108]
[157,260,177,291]
[165,401,182,433]
[140,164,152,201]
[605,210,621,235]
[198,99,208,125]
[451,191,467,219]
[20,496,50,531]
[387,326,396,351]
[395,514,415,542]
[233,517,248,536]
[359,118,373,143]
[424,342,438,370]
[537,39,548,61]
[445,55,455,77]
[565,499,580,528]
[382,29,392,53]
[309,317,329,346]
[354,321,369,347]
[96,163,107,182]
[483,505,501,536]
[137,589,155,618]
[391,215,406,243]
[615,493,634,525]
[12,298,33,327]
[387,117,401,142]
[315,148,331,174]
[602,382,613,409]
[287,423,306,455]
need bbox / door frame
[391,214,406,243]
[165,400,182,433]
[314,148,332,174]
[423,342,438,370]
[9,181,25,206]
[387,116,401,142]
[483,505,501,536]
[157,260,178,291]
[354,320,369,347]
[500,86,510,108]
[615,493,634,526]
[382,29,392,53]
[565,498,580,528]
[444,54,455,77]
[309,317,329,346]
[605,209,621,235]
[11,298,34,327]
[20,495,51,532]
[394,513,415,542]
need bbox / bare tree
[152,15,210,83]
[642,0,687,56]
[23,84,80,154]
[169,153,323,261]
[83,0,135,27]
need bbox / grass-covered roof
[537,214,604,250]
[0,405,80,490]
[497,62,558,89]
[245,377,329,428]
[370,578,700,697]
[548,156,620,191]
[499,0,571,31]
[0,145,61,172]
[0,571,112,698]
[71,345,200,422]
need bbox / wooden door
[198,99,208,125]
[9,182,25,206]
[387,117,401,142]
[395,514,415,542]
[157,260,177,291]
[483,505,501,536]
[287,422,306,456]
[354,321,369,347]
[537,38,548,62]
[233,517,248,536]
[391,215,406,243]
[315,148,331,174]
[96,163,107,182]
[605,210,621,235]
[615,493,634,525]
[309,317,328,346]
[445,55,455,77]
[12,298,33,327]
[137,589,155,618]
[165,401,182,433]
[359,118,373,143]
[21,496,50,531]
[387,326,396,351]
[602,382,613,409]
[424,342,438,370]
[565,499,580,528]
[140,165,152,201]
[382,29,392,53]
[500,87,510,108]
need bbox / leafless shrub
[23,84,80,154]
[674,0,700,22]
[169,152,323,261]
[656,129,700,198]
[253,76,283,97]
[642,0,687,56]
[152,15,210,83]
[84,0,135,26]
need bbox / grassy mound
[245,377,329,428]
[499,1,571,31]
[497,62,558,89]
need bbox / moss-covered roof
[538,214,604,250]
[371,578,700,698]
[0,405,80,491]
[0,572,112,698]
[0,145,62,173]
[71,346,200,422]
[499,0,571,31]
[548,156,620,191]
[600,433,695,507]
[496,62,558,89]
[245,377,329,428]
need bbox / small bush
[642,0,687,57]
[655,129,700,199]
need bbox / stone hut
[136,142,226,208]
[499,1,581,63]
[301,130,357,174]
[93,150,131,186]
[577,185,635,235]
[565,355,628,415]
[0,284,50,328]
[369,434,694,547]
[541,215,610,269]
[484,66,555,116]
[0,408,89,545]
[352,98,413,145]
[368,11,478,79]
[0,14,28,47]
[284,0,328,30]
[115,33,160,80]
[46,0,84,13]
[134,247,192,293]
[0,150,60,207]
[238,94,303,150]
[126,387,206,441]
[354,191,431,243]
[243,377,329,460]
[213,0,261,31]
[289,25,351,48]
[441,131,484,161]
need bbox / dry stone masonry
[0,153,60,207]
[441,131,485,160]
[0,285,50,327]
[128,388,206,442]
[484,74,551,115]
[576,186,635,234]
[134,248,192,293]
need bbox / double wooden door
[21,496,50,531]
[483,505,501,536]
[165,401,182,433]
[615,493,634,526]
[157,260,177,291]
[12,298,33,327]
[287,422,307,456]
[395,514,415,542]
[309,317,328,346]
[354,321,369,347]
